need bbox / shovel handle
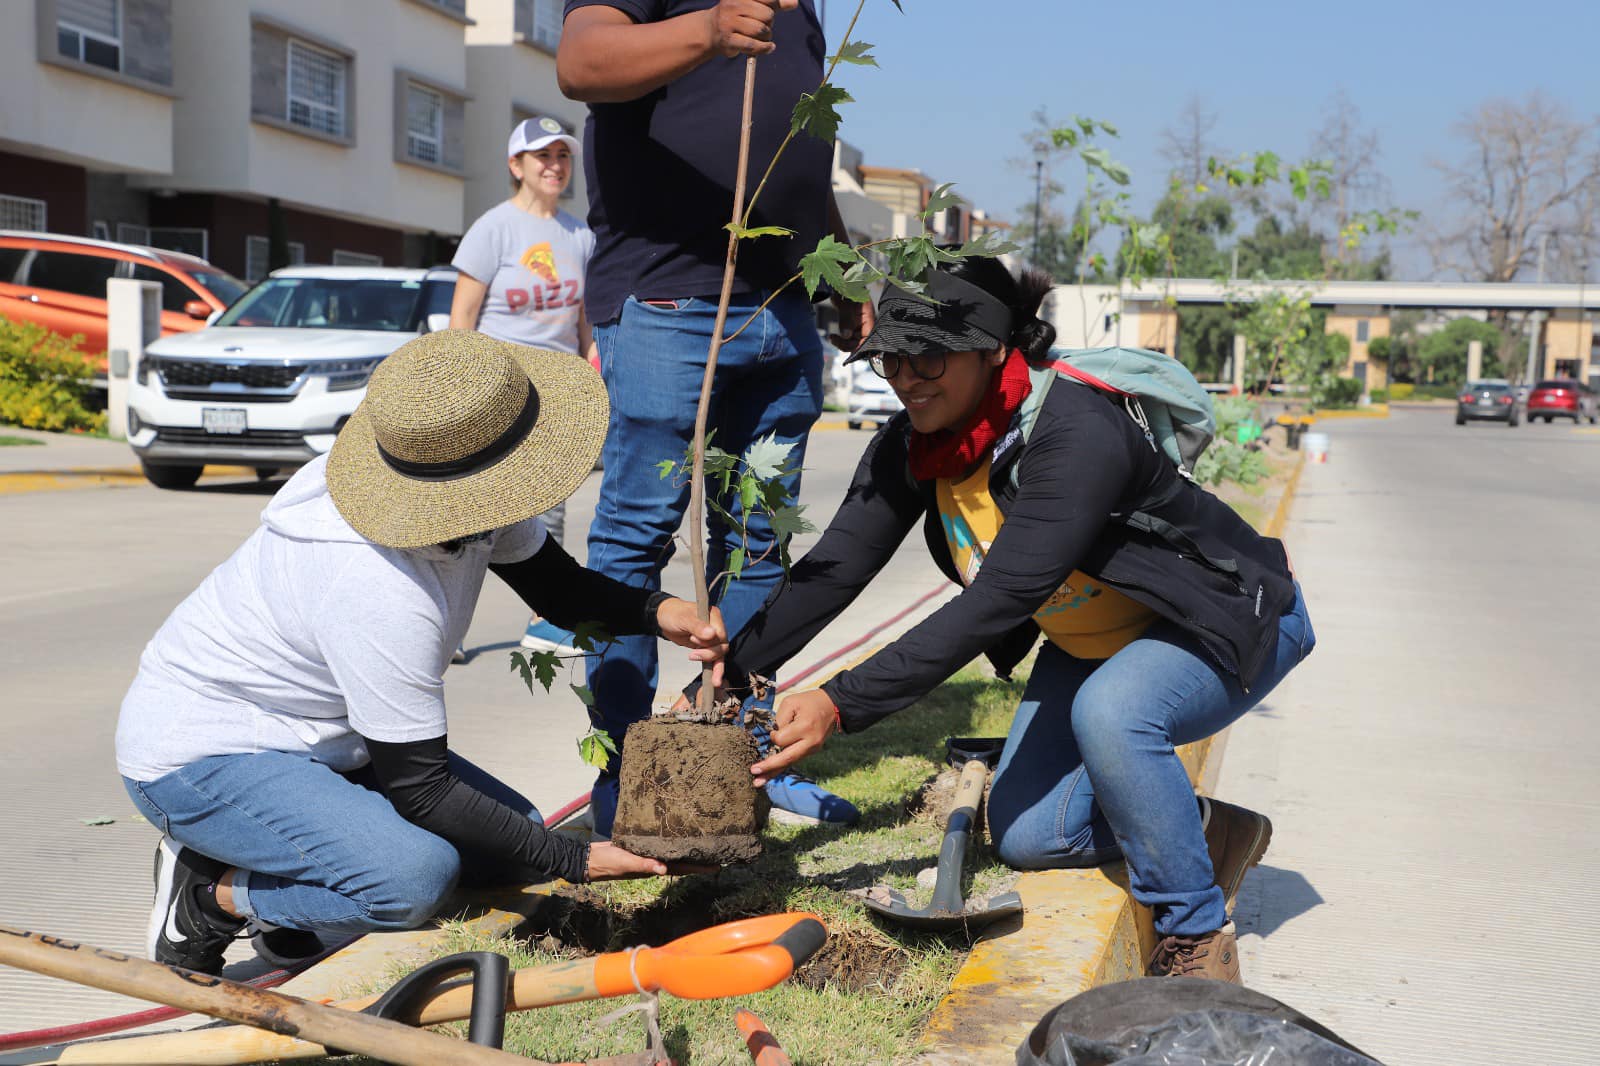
[929,759,988,914]
[0,926,530,1066]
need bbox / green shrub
[1389,382,1415,401]
[1313,376,1363,408]
[0,318,106,432]
[1369,387,1388,403]
[1194,436,1269,487]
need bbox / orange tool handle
[593,914,825,1001]
[736,1009,793,1066]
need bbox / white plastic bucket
[1304,431,1330,463]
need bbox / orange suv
[0,232,247,375]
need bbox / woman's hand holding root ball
[750,689,839,786]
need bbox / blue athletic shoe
[763,772,860,826]
[521,617,579,656]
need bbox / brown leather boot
[1200,796,1272,910]
[1146,922,1241,982]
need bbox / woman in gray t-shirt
[451,117,597,656]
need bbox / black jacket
[725,380,1298,733]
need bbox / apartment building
[0,0,578,281]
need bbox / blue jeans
[585,291,823,834]
[124,751,539,934]
[987,583,1315,937]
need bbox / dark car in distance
[1525,379,1598,424]
[1456,381,1519,427]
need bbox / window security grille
[405,84,443,165]
[331,250,383,267]
[287,39,346,138]
[0,195,48,232]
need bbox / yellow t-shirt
[936,458,1157,659]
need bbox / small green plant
[0,318,106,433]
[509,621,618,769]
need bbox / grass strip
[332,668,1024,1066]
[0,434,44,446]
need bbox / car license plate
[1479,397,1494,405]
[202,407,247,434]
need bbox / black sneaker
[147,837,246,975]
[250,923,331,969]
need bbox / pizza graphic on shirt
[519,242,560,284]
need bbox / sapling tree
[511,0,1018,749]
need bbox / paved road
[0,422,952,1033]
[1219,410,1600,1064]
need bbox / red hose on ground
[1,584,947,1052]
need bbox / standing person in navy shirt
[558,0,869,833]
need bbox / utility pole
[1031,157,1044,269]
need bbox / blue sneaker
[521,617,579,656]
[763,772,860,826]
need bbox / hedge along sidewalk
[917,452,1308,1063]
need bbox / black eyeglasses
[869,351,948,381]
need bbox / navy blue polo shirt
[563,0,832,324]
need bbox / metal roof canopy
[1118,278,1598,312]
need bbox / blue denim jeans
[585,290,823,835]
[986,583,1315,937]
[123,750,539,934]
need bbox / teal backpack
[1009,346,1217,483]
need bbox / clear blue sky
[820,0,1600,279]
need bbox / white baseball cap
[508,116,580,157]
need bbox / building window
[57,0,121,72]
[0,194,48,232]
[404,83,443,165]
[1356,319,1370,343]
[331,249,383,267]
[287,39,347,138]
[515,0,563,49]
[245,236,307,283]
[116,224,210,261]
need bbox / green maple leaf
[955,231,1020,259]
[578,728,618,769]
[510,649,559,694]
[798,235,859,298]
[769,503,816,541]
[569,683,596,706]
[742,434,796,481]
[571,621,613,653]
[725,223,796,240]
[739,472,760,514]
[790,84,853,142]
[835,259,880,303]
[831,40,877,67]
[656,458,677,480]
[728,547,747,578]
[921,182,960,219]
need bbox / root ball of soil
[612,720,766,864]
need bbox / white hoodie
[115,455,545,782]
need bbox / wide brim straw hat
[326,329,607,549]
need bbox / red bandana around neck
[908,348,1033,481]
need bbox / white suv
[128,265,456,488]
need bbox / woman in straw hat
[691,257,1313,985]
[115,330,726,977]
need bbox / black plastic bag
[1016,978,1383,1066]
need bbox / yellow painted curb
[0,465,259,496]
[812,419,854,431]
[1308,404,1389,420]
[921,454,1306,1060]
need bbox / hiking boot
[1200,796,1272,910]
[250,923,333,969]
[1146,922,1241,982]
[148,838,246,975]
